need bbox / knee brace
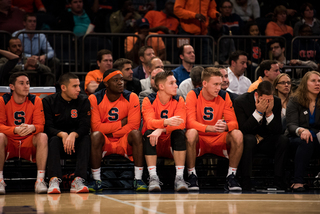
[171,129,186,151]
[143,130,157,155]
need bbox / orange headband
[103,70,123,82]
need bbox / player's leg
[185,129,199,190]
[128,130,147,191]
[33,133,48,194]
[71,135,90,193]
[225,129,243,191]
[47,136,64,194]
[0,134,7,194]
[143,130,161,192]
[88,131,105,192]
[171,129,188,192]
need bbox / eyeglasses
[277,81,291,85]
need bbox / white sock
[91,168,101,180]
[227,167,237,177]
[37,170,45,180]
[148,166,157,177]
[134,166,143,180]
[0,171,3,179]
[188,167,197,176]
[175,166,184,177]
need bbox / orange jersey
[142,93,186,134]
[0,93,45,140]
[89,89,140,138]
[186,88,238,136]
[84,69,103,93]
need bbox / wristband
[256,110,263,115]
[266,113,273,117]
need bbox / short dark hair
[190,66,204,87]
[24,13,36,22]
[113,58,132,71]
[201,67,222,82]
[269,38,285,49]
[58,72,79,86]
[9,72,29,85]
[257,81,274,96]
[219,0,233,9]
[258,60,279,77]
[97,49,112,62]
[138,46,153,58]
[154,70,173,89]
[300,3,313,17]
[178,44,191,56]
[229,50,247,65]
[8,37,21,46]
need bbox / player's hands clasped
[164,116,184,127]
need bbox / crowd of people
[0,0,320,195]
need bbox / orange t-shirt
[247,76,263,92]
[142,93,186,135]
[89,89,140,138]
[0,93,45,140]
[144,10,179,34]
[186,88,238,136]
[84,69,103,94]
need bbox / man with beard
[88,68,147,192]
[172,44,195,86]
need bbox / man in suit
[233,81,289,190]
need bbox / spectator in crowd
[286,71,320,192]
[125,17,165,66]
[142,70,188,192]
[174,0,218,64]
[265,5,293,43]
[13,13,60,78]
[0,72,48,194]
[57,0,93,37]
[43,73,90,194]
[84,49,113,95]
[178,66,203,100]
[133,46,155,80]
[110,0,141,33]
[292,24,320,65]
[227,50,251,95]
[0,49,19,84]
[138,68,164,106]
[144,0,179,34]
[220,0,244,35]
[230,0,260,23]
[88,68,147,192]
[172,44,195,86]
[185,67,243,191]
[0,37,53,86]
[248,60,280,92]
[293,3,320,37]
[12,0,46,13]
[234,81,289,191]
[0,0,25,34]
[273,73,292,133]
[140,56,164,91]
[219,65,238,103]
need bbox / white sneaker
[148,175,162,192]
[47,177,62,194]
[35,178,48,194]
[174,176,188,192]
[70,177,89,193]
[0,179,6,195]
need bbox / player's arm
[185,91,207,133]
[142,97,165,130]
[112,93,141,138]
[165,96,186,134]
[89,95,122,134]
[222,92,238,132]
[43,96,62,137]
[0,98,16,137]
[74,98,91,138]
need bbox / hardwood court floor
[1,191,320,214]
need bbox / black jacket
[233,91,282,136]
[42,92,91,138]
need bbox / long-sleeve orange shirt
[142,93,186,135]
[186,88,238,136]
[89,89,140,138]
[0,93,45,140]
[84,69,104,94]
[174,0,218,35]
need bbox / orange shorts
[102,133,133,161]
[154,134,174,159]
[197,133,229,158]
[6,135,37,162]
